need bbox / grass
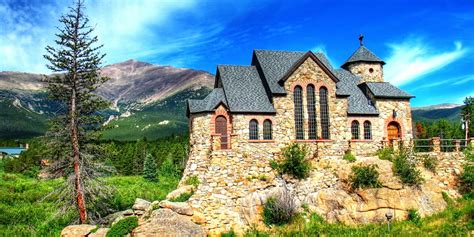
[0,159,179,237]
[234,197,474,236]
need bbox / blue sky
[0,0,473,106]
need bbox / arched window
[249,119,258,140]
[263,119,272,140]
[307,85,317,139]
[319,87,330,139]
[364,121,372,140]
[351,120,360,140]
[294,86,304,140]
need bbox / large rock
[88,228,109,237]
[304,157,447,224]
[132,198,151,211]
[132,208,205,237]
[239,192,264,226]
[159,200,194,216]
[166,185,195,200]
[60,225,96,237]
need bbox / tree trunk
[71,88,87,223]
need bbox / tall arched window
[263,119,272,140]
[319,87,330,139]
[294,86,304,140]
[364,121,372,140]
[351,120,360,140]
[249,119,258,140]
[307,85,317,139]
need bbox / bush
[349,164,382,189]
[459,163,474,196]
[343,151,356,162]
[106,216,138,237]
[262,189,297,226]
[272,143,311,180]
[407,209,421,225]
[392,149,423,186]
[422,155,438,172]
[376,147,394,161]
[184,175,200,187]
[143,154,158,181]
[170,192,193,202]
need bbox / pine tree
[43,0,111,224]
[462,97,474,139]
[143,154,158,181]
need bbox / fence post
[431,137,441,153]
[454,140,460,152]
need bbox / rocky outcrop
[159,200,194,216]
[132,208,205,237]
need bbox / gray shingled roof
[253,50,305,94]
[218,65,276,113]
[187,88,227,114]
[365,82,414,99]
[334,69,379,115]
[341,46,385,69]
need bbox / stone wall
[345,61,383,83]
[377,99,413,142]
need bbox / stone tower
[342,38,385,83]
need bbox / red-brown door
[215,116,228,149]
[387,121,400,145]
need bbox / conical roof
[341,46,385,69]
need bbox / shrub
[376,147,394,161]
[392,149,423,186]
[272,143,311,180]
[143,154,158,181]
[349,164,382,189]
[170,192,193,202]
[422,155,438,172]
[343,151,356,162]
[262,189,297,226]
[106,216,138,237]
[459,163,474,196]
[184,175,200,187]
[407,209,421,225]
[220,229,236,237]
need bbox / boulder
[88,228,109,237]
[60,225,96,237]
[239,192,263,226]
[132,198,151,211]
[132,208,205,237]
[102,209,134,225]
[159,200,194,216]
[166,185,195,200]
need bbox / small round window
[369,68,374,73]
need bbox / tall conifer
[44,0,110,224]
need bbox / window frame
[294,86,305,140]
[307,84,318,139]
[364,120,372,140]
[319,86,330,139]
[263,119,272,140]
[249,119,259,140]
[351,120,360,140]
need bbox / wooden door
[387,122,400,144]
[215,116,228,149]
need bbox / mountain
[0,60,213,140]
[412,103,463,122]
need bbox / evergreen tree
[462,97,474,139]
[143,153,158,181]
[43,0,110,224]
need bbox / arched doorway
[387,121,401,145]
[215,116,228,149]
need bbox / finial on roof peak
[359,34,364,46]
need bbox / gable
[279,51,339,85]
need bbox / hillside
[412,103,463,122]
[0,60,213,140]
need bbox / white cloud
[311,44,338,67]
[384,38,468,86]
[412,74,474,91]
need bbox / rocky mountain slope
[0,60,213,140]
[412,104,463,122]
